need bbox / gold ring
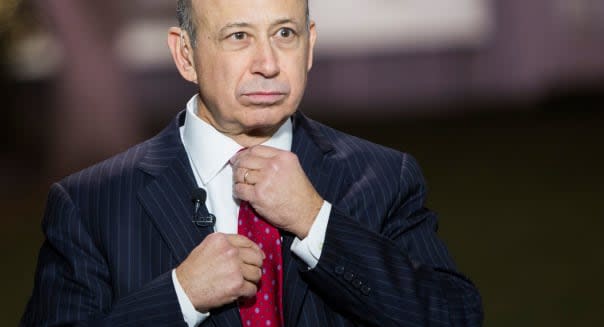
[243,170,250,184]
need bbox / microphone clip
[192,213,216,227]
[191,188,216,228]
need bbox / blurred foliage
[0,0,21,45]
[1,0,35,77]
[0,0,20,31]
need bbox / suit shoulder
[309,118,406,163]
[57,123,176,196]
[60,141,146,192]
[303,116,426,187]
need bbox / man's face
[189,0,315,140]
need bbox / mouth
[241,92,287,105]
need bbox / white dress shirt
[171,95,332,327]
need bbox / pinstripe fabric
[21,110,482,326]
[284,114,482,327]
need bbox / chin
[247,106,292,124]
[245,118,284,132]
[242,108,291,133]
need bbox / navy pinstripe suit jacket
[22,111,483,326]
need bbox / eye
[222,30,251,50]
[230,32,247,40]
[278,28,294,38]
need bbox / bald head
[176,0,309,48]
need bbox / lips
[242,92,287,105]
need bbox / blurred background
[2,0,603,325]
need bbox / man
[21,0,483,326]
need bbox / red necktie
[238,201,284,327]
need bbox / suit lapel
[282,112,350,327]
[137,112,243,326]
[136,112,213,263]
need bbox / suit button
[361,285,371,295]
[352,279,363,289]
[343,271,355,282]
[334,266,345,275]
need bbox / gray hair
[176,0,310,49]
[176,0,197,47]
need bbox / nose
[250,38,280,78]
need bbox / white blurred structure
[7,0,604,124]
[309,0,493,55]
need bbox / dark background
[2,1,603,326]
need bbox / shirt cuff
[290,200,332,269]
[172,269,209,327]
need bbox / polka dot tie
[238,201,283,327]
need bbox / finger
[232,154,269,171]
[234,167,260,185]
[241,263,263,284]
[230,145,279,165]
[233,183,256,203]
[226,235,265,262]
[229,148,248,165]
[238,247,264,267]
[239,280,259,298]
[233,167,246,184]
[248,145,281,158]
[230,147,254,165]
[226,234,261,251]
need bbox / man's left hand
[231,145,323,239]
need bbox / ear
[306,20,317,71]
[167,27,198,84]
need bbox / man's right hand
[175,233,265,312]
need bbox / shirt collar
[182,94,293,185]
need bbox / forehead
[194,0,306,29]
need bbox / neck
[195,109,285,148]
[228,130,274,148]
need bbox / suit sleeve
[20,183,187,327]
[300,154,483,327]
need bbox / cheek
[286,57,309,97]
[222,57,252,96]
[201,56,246,99]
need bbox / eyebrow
[272,18,299,27]
[218,18,301,34]
[219,22,252,35]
